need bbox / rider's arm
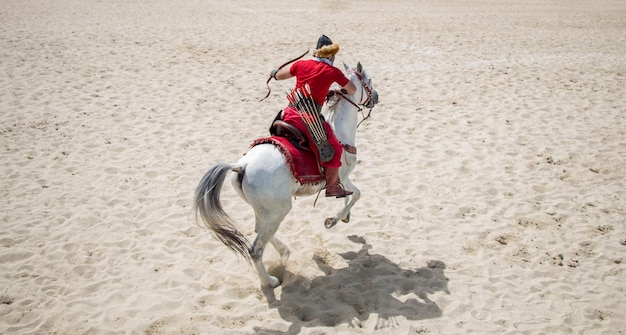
[341,81,357,95]
[271,67,293,81]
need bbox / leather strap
[343,144,357,155]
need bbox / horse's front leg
[325,154,360,228]
[325,177,360,228]
[341,181,361,223]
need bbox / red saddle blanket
[251,136,324,185]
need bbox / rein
[357,107,374,128]
[259,49,309,102]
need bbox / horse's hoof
[267,276,280,288]
[325,217,338,229]
[342,213,351,223]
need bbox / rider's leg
[282,107,351,197]
[325,167,352,197]
[323,125,352,198]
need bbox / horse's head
[344,62,379,109]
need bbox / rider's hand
[326,88,348,99]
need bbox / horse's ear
[343,61,350,72]
[357,62,362,73]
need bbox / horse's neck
[326,99,359,146]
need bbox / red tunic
[282,59,351,168]
[290,59,350,106]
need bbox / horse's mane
[325,91,341,112]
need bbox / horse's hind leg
[251,233,279,288]
[250,208,290,288]
[270,236,290,262]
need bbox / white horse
[193,62,378,288]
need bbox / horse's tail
[193,163,252,262]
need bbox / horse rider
[270,35,357,198]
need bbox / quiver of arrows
[286,84,335,162]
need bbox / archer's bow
[259,49,309,102]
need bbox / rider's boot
[324,167,353,198]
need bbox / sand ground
[1,0,625,334]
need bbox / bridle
[336,70,376,128]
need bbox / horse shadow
[255,235,449,334]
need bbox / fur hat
[313,34,339,58]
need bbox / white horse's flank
[193,62,378,287]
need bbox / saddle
[257,111,324,184]
[269,109,313,151]
[270,120,311,153]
